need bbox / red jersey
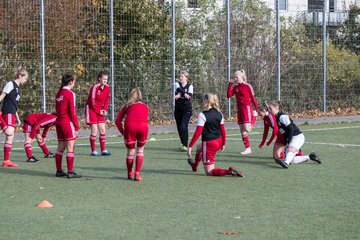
[24,113,57,139]
[260,112,281,146]
[115,102,149,135]
[55,86,79,131]
[85,83,110,115]
[227,82,258,110]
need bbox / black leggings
[174,109,192,147]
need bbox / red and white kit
[115,102,149,149]
[85,83,110,124]
[23,113,56,139]
[55,86,79,141]
[227,82,258,124]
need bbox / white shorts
[289,133,305,151]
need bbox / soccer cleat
[228,166,245,177]
[309,152,321,164]
[187,158,197,172]
[27,156,40,163]
[128,169,134,180]
[240,148,252,155]
[44,152,55,158]
[179,145,188,152]
[101,150,111,156]
[90,151,101,156]
[2,160,19,167]
[275,158,288,169]
[67,172,82,178]
[134,172,142,181]
[55,171,68,177]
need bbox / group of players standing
[0,67,320,181]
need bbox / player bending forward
[23,112,56,162]
[187,93,245,177]
[267,101,321,169]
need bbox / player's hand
[229,79,234,83]
[258,143,263,149]
[174,94,181,100]
[220,145,225,152]
[187,147,192,158]
[184,93,191,99]
[266,141,271,146]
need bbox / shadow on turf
[0,168,55,177]
[215,155,281,169]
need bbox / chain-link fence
[0,0,359,123]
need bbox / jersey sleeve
[2,81,14,94]
[188,112,206,148]
[248,85,258,110]
[260,118,270,146]
[103,86,110,111]
[226,82,235,98]
[69,91,79,131]
[187,84,193,98]
[115,105,126,135]
[220,113,226,146]
[267,114,278,145]
[90,84,101,114]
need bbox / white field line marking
[10,125,360,151]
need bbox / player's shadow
[0,168,54,177]
[216,155,280,168]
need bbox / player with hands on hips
[0,67,28,167]
[23,112,57,163]
[187,93,245,177]
[116,87,149,181]
[54,74,81,178]
[267,101,321,169]
[85,71,111,156]
[227,69,258,155]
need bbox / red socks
[4,143,12,161]
[210,168,231,176]
[66,152,74,173]
[55,150,64,172]
[38,141,50,155]
[24,143,32,158]
[242,135,250,148]
[135,152,144,173]
[126,154,134,174]
[99,134,106,152]
[90,134,96,152]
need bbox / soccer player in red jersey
[0,67,28,167]
[85,71,111,156]
[54,74,81,178]
[116,87,149,181]
[187,93,245,177]
[23,112,57,162]
[227,70,258,155]
[268,101,321,169]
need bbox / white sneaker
[241,148,252,155]
[180,145,188,151]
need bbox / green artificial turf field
[0,122,359,240]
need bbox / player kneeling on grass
[23,112,56,163]
[187,93,245,177]
[116,87,149,182]
[267,101,321,169]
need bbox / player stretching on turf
[116,87,149,181]
[85,71,111,156]
[258,105,303,159]
[267,101,321,169]
[54,74,81,178]
[227,70,258,155]
[23,112,56,162]
[187,93,245,177]
[0,67,28,167]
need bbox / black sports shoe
[275,158,288,169]
[55,171,68,177]
[45,152,55,158]
[27,156,40,163]
[309,152,321,164]
[187,158,197,172]
[67,172,82,178]
[228,166,245,177]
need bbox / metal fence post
[322,0,327,112]
[276,0,281,101]
[171,0,176,113]
[109,0,115,121]
[226,0,231,118]
[40,0,46,113]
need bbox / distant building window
[188,0,199,8]
[275,0,287,11]
[308,0,335,12]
